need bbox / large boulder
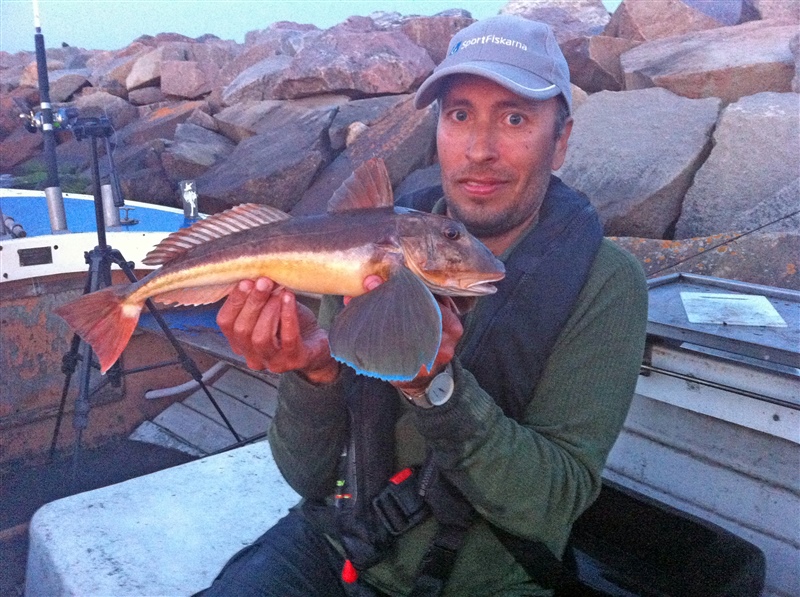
[604,0,726,41]
[620,20,798,103]
[727,178,800,234]
[73,91,139,130]
[556,88,721,238]
[562,35,640,93]
[500,0,610,43]
[160,123,235,182]
[196,101,339,212]
[746,0,800,22]
[675,92,800,238]
[220,55,294,105]
[86,43,152,98]
[115,100,208,147]
[271,17,435,99]
[327,95,408,151]
[46,70,91,102]
[399,14,475,65]
[293,95,437,215]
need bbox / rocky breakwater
[0,0,798,289]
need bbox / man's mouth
[458,177,508,196]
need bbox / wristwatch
[401,363,454,408]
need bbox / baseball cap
[414,15,572,113]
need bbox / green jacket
[269,238,648,596]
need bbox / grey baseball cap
[414,15,572,113]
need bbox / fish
[54,158,505,382]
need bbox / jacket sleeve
[411,241,648,555]
[267,296,348,500]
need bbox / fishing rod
[32,0,68,233]
[646,207,800,278]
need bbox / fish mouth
[428,272,504,297]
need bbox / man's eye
[507,113,524,126]
[452,110,468,122]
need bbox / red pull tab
[342,559,358,584]
[389,467,413,485]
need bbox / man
[201,15,647,597]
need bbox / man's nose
[465,123,499,163]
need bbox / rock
[127,85,168,106]
[683,0,756,25]
[116,100,208,147]
[562,35,640,93]
[161,60,213,99]
[220,55,294,105]
[213,100,283,143]
[244,22,320,46]
[328,95,408,151]
[48,70,91,102]
[185,107,219,132]
[126,47,170,90]
[556,88,721,238]
[0,64,26,93]
[19,59,66,88]
[217,26,321,94]
[791,33,800,93]
[73,91,139,129]
[605,0,725,41]
[0,87,38,138]
[501,0,610,43]
[395,163,443,199]
[161,123,235,181]
[746,0,800,22]
[570,84,589,111]
[620,20,797,103]
[399,15,475,64]
[727,178,800,234]
[120,165,177,206]
[293,95,437,215]
[675,92,800,238]
[87,44,151,98]
[0,127,43,171]
[612,231,800,290]
[271,18,435,99]
[196,101,339,212]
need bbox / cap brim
[414,61,561,109]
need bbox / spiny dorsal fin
[142,203,290,266]
[327,158,394,212]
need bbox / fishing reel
[17,101,78,134]
[17,103,113,140]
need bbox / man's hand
[217,278,339,384]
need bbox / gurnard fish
[55,158,505,381]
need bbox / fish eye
[443,225,461,241]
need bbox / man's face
[437,75,572,254]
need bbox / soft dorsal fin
[142,203,290,266]
[327,157,394,212]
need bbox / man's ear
[551,117,573,171]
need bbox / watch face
[427,372,454,406]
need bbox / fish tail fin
[54,287,143,374]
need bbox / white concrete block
[25,442,299,597]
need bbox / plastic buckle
[372,468,429,536]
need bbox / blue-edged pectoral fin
[329,267,442,382]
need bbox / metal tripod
[49,117,242,479]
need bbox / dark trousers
[195,509,384,597]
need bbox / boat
[17,271,799,596]
[0,186,223,466]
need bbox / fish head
[396,209,505,296]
